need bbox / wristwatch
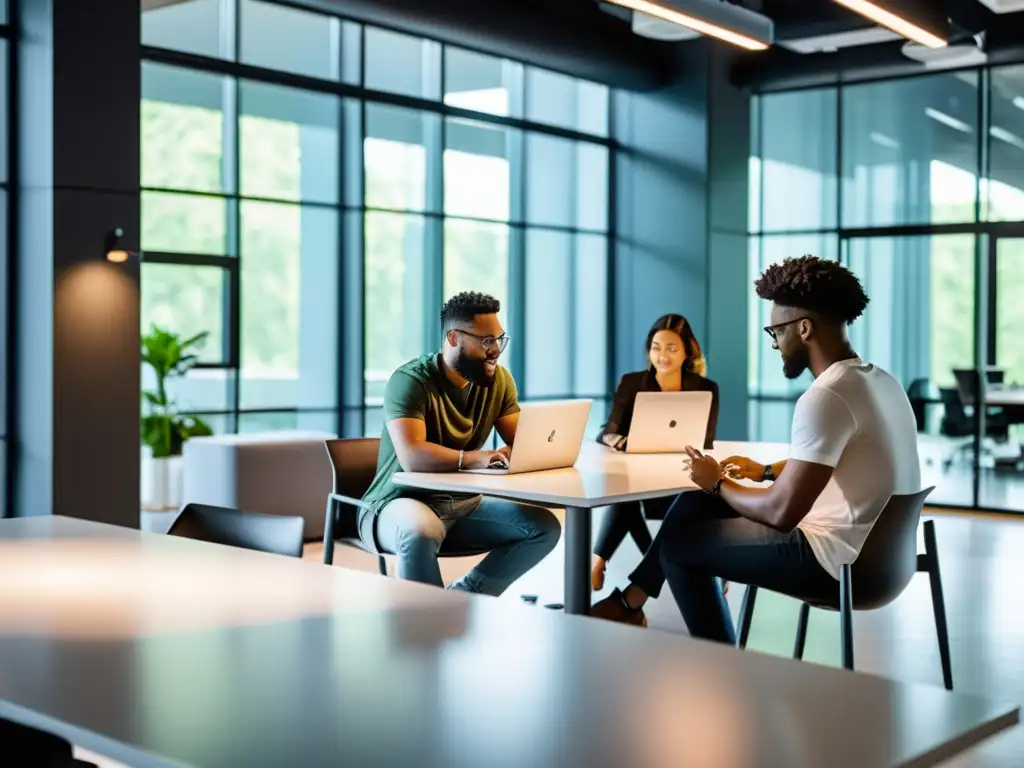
[761,463,775,483]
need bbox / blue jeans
[630,491,836,644]
[374,496,561,596]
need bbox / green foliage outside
[141,95,509,417]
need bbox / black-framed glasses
[763,317,810,343]
[456,329,510,353]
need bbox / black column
[15,0,141,524]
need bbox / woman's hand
[719,455,765,482]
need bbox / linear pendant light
[604,0,773,51]
[832,0,948,48]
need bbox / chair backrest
[851,486,935,609]
[167,504,305,558]
[324,438,380,498]
[938,388,971,436]
[952,368,979,407]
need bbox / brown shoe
[591,588,647,627]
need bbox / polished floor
[919,434,1024,510]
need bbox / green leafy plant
[141,325,214,458]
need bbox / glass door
[978,236,1024,512]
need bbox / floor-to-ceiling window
[749,67,1024,513]
[139,0,612,442]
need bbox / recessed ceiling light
[1013,96,1024,112]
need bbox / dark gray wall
[705,49,751,440]
[15,0,142,523]
[613,43,750,439]
[613,45,709,379]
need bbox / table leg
[564,506,591,615]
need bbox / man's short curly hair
[755,255,869,326]
[440,291,501,332]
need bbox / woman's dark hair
[645,314,707,377]
[755,255,869,326]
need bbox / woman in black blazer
[592,313,719,591]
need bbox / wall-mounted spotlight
[105,227,140,263]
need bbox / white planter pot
[141,452,184,511]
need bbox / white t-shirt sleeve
[790,387,858,468]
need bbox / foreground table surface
[393,440,781,508]
[0,516,1017,768]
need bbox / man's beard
[781,347,810,380]
[453,349,498,387]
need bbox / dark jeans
[629,491,836,645]
[592,496,673,561]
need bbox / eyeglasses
[455,329,510,353]
[763,317,810,343]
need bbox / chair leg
[793,603,810,660]
[736,585,758,649]
[839,563,854,671]
[923,519,954,690]
[322,498,337,566]
[377,555,388,576]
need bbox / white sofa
[182,431,336,540]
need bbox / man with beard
[591,255,921,640]
[359,291,561,593]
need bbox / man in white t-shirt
[591,255,921,641]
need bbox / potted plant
[140,325,214,512]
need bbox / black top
[598,370,720,450]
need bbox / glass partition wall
[750,66,1024,513]
[140,0,613,441]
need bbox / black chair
[735,487,954,690]
[940,386,1009,470]
[168,503,305,558]
[0,717,97,767]
[321,438,493,573]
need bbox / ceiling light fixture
[604,0,773,51]
[832,0,947,49]
[1013,96,1024,112]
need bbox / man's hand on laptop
[497,445,512,461]
[463,450,510,470]
[719,455,764,481]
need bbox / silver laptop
[626,391,713,454]
[462,399,592,475]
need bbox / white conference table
[395,440,783,615]
[0,515,1018,768]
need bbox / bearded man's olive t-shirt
[359,353,519,546]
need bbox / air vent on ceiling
[632,10,701,40]
[902,33,986,69]
[780,27,899,54]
